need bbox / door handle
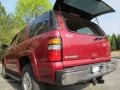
[94,36,104,41]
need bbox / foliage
[15,0,52,24]
[116,34,120,50]
[108,34,120,51]
[111,34,117,51]
[0,2,17,44]
[107,35,111,42]
[0,0,52,45]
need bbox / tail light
[48,37,61,61]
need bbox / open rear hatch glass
[54,0,115,20]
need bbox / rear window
[77,27,95,35]
[62,13,104,36]
[63,0,113,15]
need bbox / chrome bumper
[56,61,117,85]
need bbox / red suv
[2,0,116,90]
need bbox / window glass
[34,22,50,36]
[29,12,51,37]
[17,30,25,44]
[62,13,103,36]
[29,18,38,37]
[64,0,113,15]
[11,34,18,46]
[77,27,95,35]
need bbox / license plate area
[91,65,101,74]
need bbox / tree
[117,34,120,50]
[111,34,117,51]
[0,2,16,44]
[15,0,52,25]
[107,35,111,42]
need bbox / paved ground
[0,59,120,90]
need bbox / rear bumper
[56,61,117,85]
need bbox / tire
[21,64,46,90]
[2,64,8,79]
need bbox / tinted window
[34,22,50,36]
[29,12,51,37]
[77,27,95,35]
[17,30,25,44]
[63,0,113,15]
[63,13,103,36]
[11,34,18,46]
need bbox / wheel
[2,64,8,79]
[21,64,46,90]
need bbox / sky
[0,0,120,35]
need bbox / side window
[34,20,50,36]
[29,12,51,37]
[16,30,25,44]
[11,34,18,47]
[29,22,38,37]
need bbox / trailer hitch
[91,77,105,86]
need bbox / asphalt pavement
[0,59,120,90]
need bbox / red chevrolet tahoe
[2,0,116,90]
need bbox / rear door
[6,35,18,72]
[54,0,115,20]
[60,14,110,67]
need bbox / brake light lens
[48,38,61,61]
